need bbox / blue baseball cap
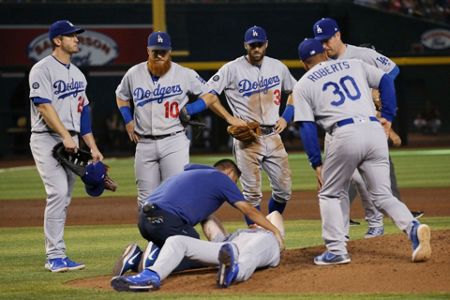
[147,31,172,50]
[49,20,84,40]
[313,18,340,41]
[298,38,325,61]
[244,26,267,44]
[82,162,106,197]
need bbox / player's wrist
[119,106,133,124]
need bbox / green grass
[0,149,449,298]
[0,148,449,200]
[0,217,449,300]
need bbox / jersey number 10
[322,75,361,107]
[164,101,179,118]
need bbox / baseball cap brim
[147,45,172,50]
[245,38,267,44]
[314,34,334,41]
[85,183,105,197]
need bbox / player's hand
[378,117,392,138]
[275,117,288,134]
[125,121,140,143]
[63,136,78,154]
[315,166,323,191]
[389,128,402,147]
[227,116,247,127]
[90,148,104,162]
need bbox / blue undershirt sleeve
[387,65,400,80]
[378,74,397,122]
[31,97,51,105]
[281,104,294,122]
[298,121,322,169]
[185,98,207,116]
[80,105,92,136]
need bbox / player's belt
[138,130,184,140]
[260,125,276,135]
[32,130,78,137]
[335,116,379,128]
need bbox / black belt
[32,130,78,137]
[138,130,184,140]
[260,125,275,135]
[335,116,378,127]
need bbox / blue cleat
[111,269,161,292]
[410,221,431,262]
[113,243,142,276]
[138,241,160,272]
[364,226,384,239]
[314,251,351,266]
[45,258,68,273]
[63,257,85,271]
[217,243,239,288]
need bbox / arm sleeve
[292,82,315,122]
[298,121,322,169]
[206,63,230,96]
[378,74,397,122]
[80,105,92,136]
[31,97,51,106]
[115,70,132,101]
[29,66,53,100]
[281,64,296,93]
[187,69,207,96]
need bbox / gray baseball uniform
[149,228,280,282]
[116,62,206,207]
[29,55,87,259]
[336,44,399,231]
[206,56,295,209]
[293,59,415,255]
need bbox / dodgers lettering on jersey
[206,56,296,125]
[133,84,183,107]
[29,55,89,133]
[53,78,85,99]
[293,59,385,132]
[116,62,207,136]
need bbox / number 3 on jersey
[164,101,179,118]
[322,75,361,106]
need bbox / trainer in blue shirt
[138,159,284,248]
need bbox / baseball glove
[52,143,117,192]
[227,121,261,143]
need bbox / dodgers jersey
[29,55,89,133]
[339,44,397,75]
[116,62,206,136]
[206,56,296,125]
[293,59,385,132]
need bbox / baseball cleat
[112,243,142,276]
[138,241,160,272]
[314,251,351,266]
[217,243,239,288]
[63,257,85,271]
[411,210,424,219]
[110,269,160,292]
[410,221,431,263]
[364,226,384,239]
[45,258,69,273]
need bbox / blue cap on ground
[49,20,84,40]
[82,162,106,197]
[244,26,267,44]
[298,38,325,61]
[313,17,340,41]
[147,31,172,50]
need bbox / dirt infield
[2,187,450,294]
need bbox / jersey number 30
[322,75,361,107]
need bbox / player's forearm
[81,133,99,152]
[116,98,133,125]
[208,98,235,124]
[237,202,281,236]
[37,103,72,139]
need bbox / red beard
[147,58,171,77]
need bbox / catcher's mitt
[227,121,261,143]
[52,143,117,196]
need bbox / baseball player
[312,17,423,238]
[200,26,296,222]
[111,211,284,292]
[116,31,224,209]
[293,38,431,265]
[28,20,104,272]
[112,159,284,278]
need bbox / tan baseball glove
[227,121,261,143]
